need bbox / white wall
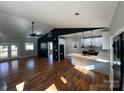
[59,37,81,57]
[64,37,72,57]
[0,12,53,60]
[110,2,124,36]
[102,31,110,49]
[0,35,38,61]
[0,37,37,60]
[65,37,82,55]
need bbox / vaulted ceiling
[0,1,119,40]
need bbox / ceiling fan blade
[35,34,43,37]
[30,33,36,36]
[30,22,44,37]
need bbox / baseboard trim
[0,54,37,62]
[18,54,37,59]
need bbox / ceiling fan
[30,22,43,37]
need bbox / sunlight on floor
[74,64,95,70]
[96,58,109,63]
[60,76,67,84]
[83,65,95,70]
[16,82,25,91]
[74,65,89,74]
[45,83,58,91]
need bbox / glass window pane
[0,46,8,51]
[0,45,8,59]
[0,46,2,51]
[11,45,17,50]
[3,46,8,51]
[25,43,34,50]
[83,37,102,47]
[1,51,8,58]
[84,38,91,47]
[11,45,18,57]
[11,51,17,57]
[92,37,102,47]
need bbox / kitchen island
[68,52,110,75]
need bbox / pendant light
[99,37,102,48]
[73,33,77,48]
[81,32,85,48]
[90,30,93,48]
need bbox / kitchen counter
[69,53,110,63]
[68,52,110,75]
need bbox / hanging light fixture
[73,33,77,48]
[90,30,93,48]
[99,37,102,48]
[30,22,43,37]
[81,32,85,48]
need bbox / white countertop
[68,53,110,63]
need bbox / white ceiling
[60,29,103,38]
[0,1,118,28]
[0,12,53,41]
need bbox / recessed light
[74,12,80,16]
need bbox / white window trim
[25,43,34,51]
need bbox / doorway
[48,42,53,64]
[0,43,18,61]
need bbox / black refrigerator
[113,32,124,90]
[59,44,64,60]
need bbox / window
[25,43,34,51]
[41,43,47,49]
[11,45,18,57]
[92,37,102,47]
[0,45,8,59]
[82,36,102,47]
[83,38,91,47]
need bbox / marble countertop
[68,52,110,63]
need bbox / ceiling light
[74,12,80,16]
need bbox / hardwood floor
[0,56,110,91]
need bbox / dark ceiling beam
[51,27,108,36]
